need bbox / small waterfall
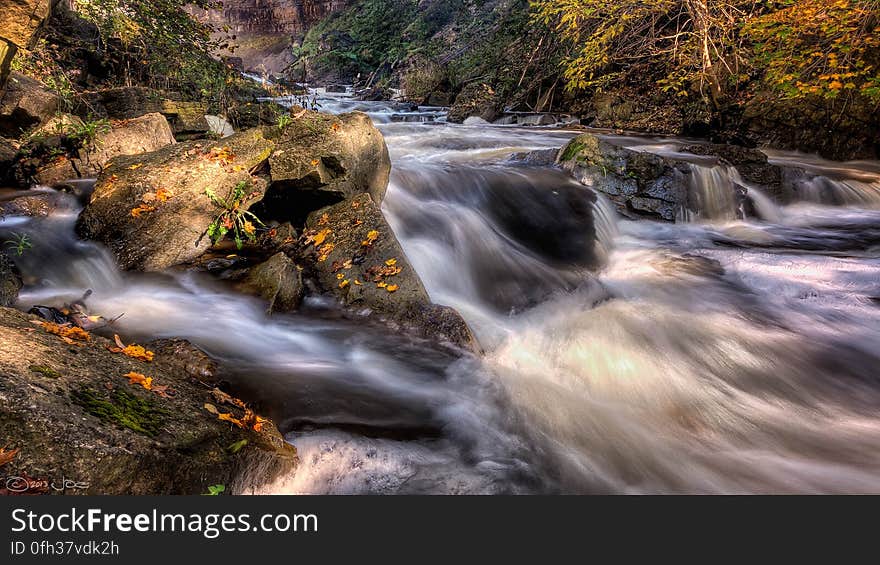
[681,164,745,222]
[786,174,880,207]
[682,163,783,223]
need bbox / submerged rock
[77,128,275,270]
[302,194,477,351]
[0,307,296,494]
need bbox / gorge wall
[192,0,349,34]
[189,0,351,74]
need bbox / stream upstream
[4,91,880,493]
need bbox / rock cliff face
[193,0,348,34]
[189,0,350,73]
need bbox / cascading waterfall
[6,88,880,493]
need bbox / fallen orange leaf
[0,446,19,467]
[123,372,153,391]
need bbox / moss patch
[72,387,166,437]
[559,139,586,162]
[29,364,61,378]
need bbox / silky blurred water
[5,92,880,493]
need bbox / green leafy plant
[4,233,32,256]
[205,180,264,249]
[203,484,226,496]
[69,118,112,151]
[276,113,293,129]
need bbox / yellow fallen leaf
[362,230,379,247]
[313,228,332,246]
[123,372,152,391]
[336,273,345,280]
[386,284,399,293]
[37,321,90,342]
[354,279,363,286]
[339,279,350,289]
[385,258,397,266]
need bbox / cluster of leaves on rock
[205,178,264,250]
[531,0,880,105]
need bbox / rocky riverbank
[0,2,477,492]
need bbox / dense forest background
[3,0,879,158]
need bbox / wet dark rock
[508,148,558,167]
[355,85,391,101]
[0,136,17,177]
[559,133,761,222]
[0,306,296,494]
[302,193,477,351]
[680,143,781,189]
[447,83,500,124]
[0,253,22,307]
[145,338,220,386]
[76,86,164,121]
[559,133,691,221]
[0,191,56,216]
[236,252,304,313]
[325,84,348,93]
[425,91,452,107]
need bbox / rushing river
[4,90,880,493]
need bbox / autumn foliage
[531,0,880,105]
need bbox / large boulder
[0,306,296,494]
[0,72,60,137]
[301,193,477,350]
[76,89,210,140]
[85,113,176,172]
[17,112,176,186]
[0,0,50,90]
[559,133,758,222]
[0,0,50,48]
[447,83,500,124]
[263,110,391,212]
[76,86,163,120]
[76,128,275,270]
